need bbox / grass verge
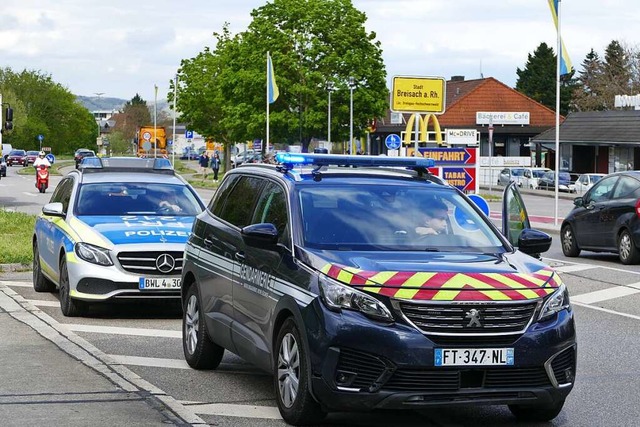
[16,160,74,176]
[0,210,35,265]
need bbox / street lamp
[348,76,355,154]
[327,81,335,144]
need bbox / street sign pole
[488,117,494,194]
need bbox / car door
[36,177,75,281]
[599,175,640,249]
[231,179,289,372]
[573,175,619,248]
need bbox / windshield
[75,183,203,216]
[511,168,524,176]
[10,150,25,156]
[297,184,505,252]
[532,170,548,178]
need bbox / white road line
[182,402,281,419]
[110,354,191,369]
[574,301,640,321]
[544,257,640,276]
[22,192,38,197]
[571,286,640,304]
[0,281,32,288]
[66,324,181,338]
[27,299,60,307]
[553,264,597,273]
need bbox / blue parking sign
[185,130,194,139]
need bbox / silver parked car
[573,173,606,194]
[497,167,525,186]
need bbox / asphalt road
[2,165,639,426]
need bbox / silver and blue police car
[32,157,205,316]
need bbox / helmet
[39,151,46,157]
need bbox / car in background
[180,153,575,424]
[23,150,40,166]
[573,173,606,194]
[0,157,6,177]
[497,167,524,186]
[6,149,26,166]
[32,157,205,316]
[537,171,576,193]
[521,167,552,189]
[180,150,199,160]
[561,171,640,264]
[231,149,256,168]
[74,149,96,168]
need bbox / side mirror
[573,197,583,207]
[518,228,552,257]
[42,202,65,218]
[241,223,279,249]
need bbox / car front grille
[117,251,183,275]
[336,348,388,390]
[398,300,538,334]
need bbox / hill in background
[76,95,170,113]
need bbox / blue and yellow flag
[267,53,279,104]
[547,0,573,76]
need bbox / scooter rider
[33,151,51,169]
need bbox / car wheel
[33,241,55,292]
[59,257,86,317]
[182,284,224,369]
[618,229,640,265]
[508,398,565,421]
[560,225,581,257]
[274,318,325,426]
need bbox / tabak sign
[418,147,478,193]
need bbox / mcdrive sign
[419,147,478,193]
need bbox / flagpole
[266,51,270,155]
[154,84,158,159]
[554,1,561,226]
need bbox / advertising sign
[419,147,477,165]
[418,147,479,193]
[476,112,530,125]
[446,129,478,145]
[391,76,446,114]
[442,167,476,192]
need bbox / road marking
[553,263,597,273]
[110,355,191,369]
[545,257,640,276]
[22,192,38,197]
[27,299,60,307]
[182,402,281,419]
[574,301,640,321]
[67,324,181,338]
[571,286,640,304]
[0,281,32,288]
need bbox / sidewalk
[0,283,205,426]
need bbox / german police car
[180,153,576,425]
[32,157,204,316]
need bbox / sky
[1,0,639,104]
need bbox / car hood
[300,248,560,301]
[72,215,195,247]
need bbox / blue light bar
[275,153,436,169]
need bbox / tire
[32,241,55,292]
[182,285,224,369]
[274,318,325,426]
[509,398,565,422]
[618,229,640,265]
[560,224,581,257]
[59,257,86,317]
[39,183,46,193]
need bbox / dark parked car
[6,149,26,166]
[180,153,575,425]
[74,149,96,168]
[24,150,40,166]
[537,171,575,193]
[561,171,640,264]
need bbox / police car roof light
[79,157,175,174]
[275,153,436,169]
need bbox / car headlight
[75,242,113,266]
[538,283,571,321]
[319,274,393,322]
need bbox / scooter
[36,165,49,193]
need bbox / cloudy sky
[1,0,638,103]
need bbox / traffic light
[4,107,13,130]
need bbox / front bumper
[305,300,576,412]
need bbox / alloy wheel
[277,332,300,408]
[620,233,632,260]
[184,294,199,355]
[562,228,574,253]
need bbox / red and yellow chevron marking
[321,264,560,301]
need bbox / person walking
[211,152,221,182]
[198,151,210,178]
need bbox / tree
[175,0,388,153]
[115,93,152,141]
[515,42,574,115]
[571,49,605,111]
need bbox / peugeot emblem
[156,253,175,273]
[465,308,482,327]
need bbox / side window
[209,175,240,216]
[612,176,639,199]
[218,176,265,228]
[51,178,74,213]
[252,181,289,245]
[587,176,617,203]
[524,170,531,178]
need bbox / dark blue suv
[181,154,576,425]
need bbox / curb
[0,263,30,272]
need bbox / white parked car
[521,167,552,190]
[573,173,606,194]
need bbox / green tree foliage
[0,68,97,153]
[515,43,574,116]
[175,0,388,153]
[115,93,152,141]
[572,49,605,111]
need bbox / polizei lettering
[124,230,189,237]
